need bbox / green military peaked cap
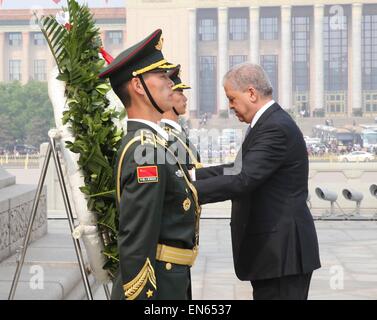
[99,29,176,87]
[170,65,191,91]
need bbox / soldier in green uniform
[99,29,201,300]
[160,65,202,170]
[160,66,203,299]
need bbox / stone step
[0,219,103,300]
[0,167,16,189]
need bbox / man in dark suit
[192,63,321,300]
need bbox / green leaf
[95,83,110,95]
[38,0,123,277]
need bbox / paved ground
[192,217,377,300]
[3,212,377,300]
[2,168,377,299]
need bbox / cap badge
[155,36,164,51]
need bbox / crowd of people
[306,141,377,157]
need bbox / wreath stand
[8,131,111,300]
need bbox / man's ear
[248,86,257,103]
[130,77,144,95]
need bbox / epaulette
[140,129,157,148]
[140,129,168,148]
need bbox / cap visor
[173,83,191,90]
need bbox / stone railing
[0,167,47,262]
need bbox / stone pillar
[249,6,260,64]
[22,32,30,84]
[218,7,228,112]
[314,4,324,112]
[122,29,127,48]
[281,5,292,109]
[100,31,106,46]
[188,8,197,116]
[0,32,4,82]
[352,3,362,113]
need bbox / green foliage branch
[39,0,123,277]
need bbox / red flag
[0,0,4,7]
[137,166,159,183]
[100,47,114,64]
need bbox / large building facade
[0,7,126,84]
[126,0,377,119]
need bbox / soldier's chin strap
[172,107,179,116]
[138,74,164,114]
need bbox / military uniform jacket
[112,121,198,300]
[161,120,201,170]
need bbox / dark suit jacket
[194,103,321,281]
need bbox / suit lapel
[241,103,281,151]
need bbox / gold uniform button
[183,198,191,211]
[165,263,172,270]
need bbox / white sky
[0,0,125,9]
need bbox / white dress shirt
[250,100,275,128]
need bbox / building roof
[0,7,126,24]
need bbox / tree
[25,116,52,146]
[0,81,54,147]
[0,114,14,147]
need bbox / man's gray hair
[223,62,273,97]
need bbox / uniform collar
[160,118,182,133]
[250,100,275,129]
[127,118,169,140]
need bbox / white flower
[55,11,70,26]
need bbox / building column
[22,32,30,84]
[188,8,197,116]
[0,32,4,82]
[123,29,127,48]
[218,7,228,112]
[313,4,324,113]
[249,6,260,64]
[100,31,106,46]
[281,5,292,109]
[352,3,362,114]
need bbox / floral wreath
[38,0,123,277]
